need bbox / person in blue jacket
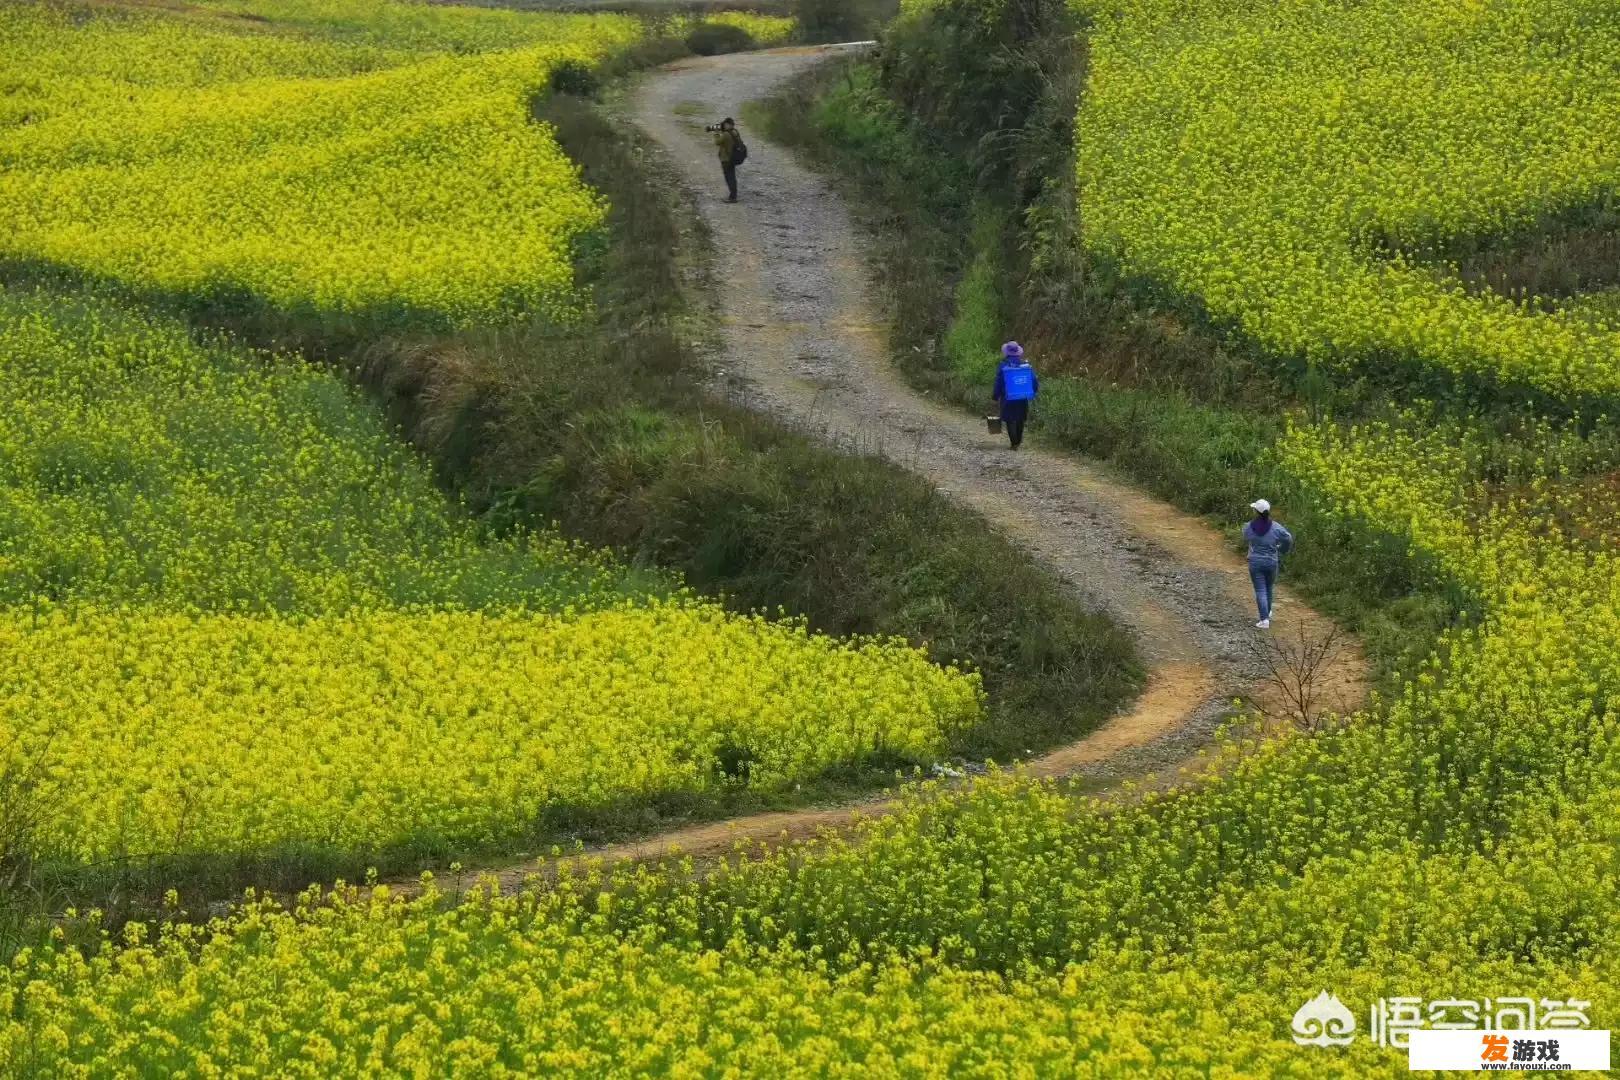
[991,341,1038,450]
[1244,498,1294,629]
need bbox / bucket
[985,415,1003,435]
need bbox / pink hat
[1002,341,1023,358]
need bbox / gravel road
[380,47,1369,895]
[628,46,1367,781]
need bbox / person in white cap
[1243,499,1293,629]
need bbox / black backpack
[731,136,748,166]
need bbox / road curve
[382,46,1369,896]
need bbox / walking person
[707,117,743,203]
[991,342,1038,450]
[1244,498,1293,629]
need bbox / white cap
[1250,499,1271,514]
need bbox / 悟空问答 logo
[1292,990,1357,1047]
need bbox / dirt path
[385,46,1368,897]
[629,43,1368,755]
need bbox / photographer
[706,117,742,203]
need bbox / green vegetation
[0,286,650,613]
[793,0,894,42]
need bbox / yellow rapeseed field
[0,281,979,868]
[25,0,1620,1075]
[1074,0,1620,397]
[2,0,953,887]
[0,2,793,325]
[11,2,1620,1075]
[3,602,980,864]
[0,1,641,324]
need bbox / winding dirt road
[386,46,1367,895]
[629,44,1368,762]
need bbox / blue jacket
[1244,518,1294,567]
[992,360,1038,402]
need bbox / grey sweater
[1244,519,1294,566]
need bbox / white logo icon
[1292,990,1357,1047]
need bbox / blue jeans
[1249,561,1277,620]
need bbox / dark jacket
[714,129,738,163]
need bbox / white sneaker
[1256,619,1271,630]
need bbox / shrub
[548,59,599,98]
[685,22,755,55]
[794,0,893,43]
